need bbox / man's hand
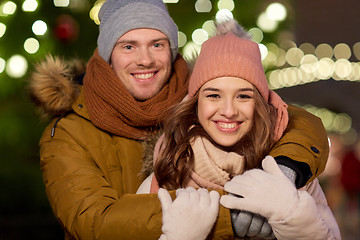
[231,209,275,239]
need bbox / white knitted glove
[158,187,220,240]
[230,161,297,239]
[220,156,299,222]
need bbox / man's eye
[154,43,163,48]
[124,45,133,50]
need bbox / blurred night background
[0,0,359,239]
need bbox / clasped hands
[158,156,299,240]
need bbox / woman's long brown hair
[154,87,278,190]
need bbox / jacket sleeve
[270,105,329,186]
[269,179,341,240]
[39,118,233,240]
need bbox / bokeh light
[316,58,334,80]
[218,0,235,11]
[257,12,277,32]
[32,20,47,35]
[353,42,360,60]
[1,1,17,15]
[266,2,287,21]
[22,0,38,12]
[202,20,215,36]
[286,47,304,66]
[182,41,201,62]
[89,1,104,25]
[0,57,5,73]
[215,9,233,23]
[195,0,212,13]
[0,23,6,38]
[299,43,315,55]
[334,43,351,60]
[258,43,268,61]
[5,55,28,78]
[24,37,40,54]
[178,31,187,48]
[315,43,333,59]
[53,0,70,7]
[334,59,352,79]
[191,28,208,45]
[248,27,263,43]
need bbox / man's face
[110,28,172,101]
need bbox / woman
[138,20,341,240]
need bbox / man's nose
[136,48,154,66]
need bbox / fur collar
[140,130,163,177]
[29,55,86,119]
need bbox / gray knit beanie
[97,0,178,63]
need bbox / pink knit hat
[188,32,289,141]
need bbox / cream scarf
[150,136,245,192]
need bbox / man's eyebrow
[115,40,136,45]
[152,37,169,42]
[116,38,169,45]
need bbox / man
[29,0,329,239]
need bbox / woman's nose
[219,99,238,118]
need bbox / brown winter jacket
[30,56,329,239]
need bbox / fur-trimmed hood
[28,55,86,119]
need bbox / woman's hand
[158,187,220,240]
[220,156,299,222]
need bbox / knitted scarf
[150,136,245,193]
[83,49,189,140]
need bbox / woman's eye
[206,94,220,98]
[238,94,252,99]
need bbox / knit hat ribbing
[188,28,288,141]
[97,0,178,63]
[188,33,268,100]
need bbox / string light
[296,104,353,135]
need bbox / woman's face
[197,77,256,147]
